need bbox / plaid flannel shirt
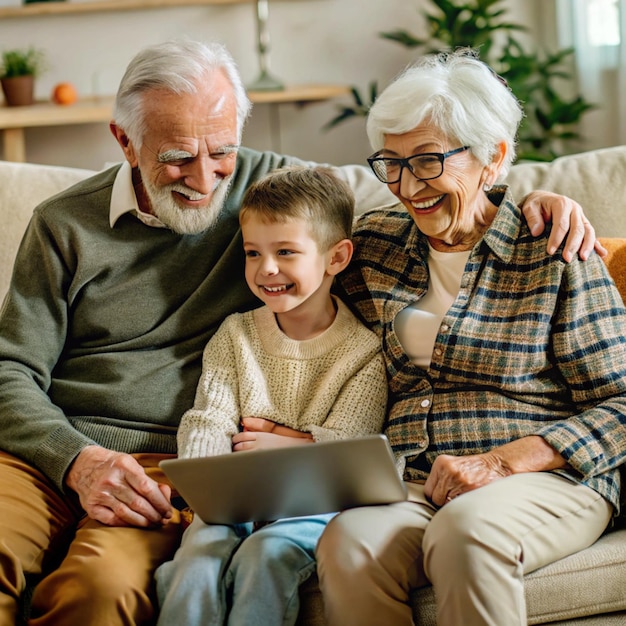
[338,187,626,512]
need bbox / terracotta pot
[1,75,35,107]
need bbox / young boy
[155,165,388,626]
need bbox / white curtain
[556,0,626,150]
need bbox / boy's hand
[232,430,314,451]
[241,416,314,439]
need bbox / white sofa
[1,146,626,625]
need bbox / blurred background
[0,0,622,170]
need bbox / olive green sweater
[0,148,311,490]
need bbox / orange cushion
[599,237,626,303]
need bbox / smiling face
[241,214,340,319]
[383,125,503,250]
[112,69,239,234]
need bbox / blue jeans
[155,512,334,626]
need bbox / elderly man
[0,39,598,625]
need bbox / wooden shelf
[0,0,251,18]
[0,85,350,161]
[248,84,349,104]
[0,96,113,130]
[0,86,349,128]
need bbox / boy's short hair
[239,165,355,251]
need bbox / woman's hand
[423,452,509,508]
[521,190,607,262]
[424,436,567,508]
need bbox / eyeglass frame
[367,145,470,184]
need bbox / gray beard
[142,175,233,234]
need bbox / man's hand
[233,417,314,451]
[521,190,607,262]
[66,445,173,527]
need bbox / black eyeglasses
[367,146,470,184]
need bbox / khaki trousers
[316,472,613,626]
[0,451,184,626]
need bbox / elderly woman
[316,50,626,626]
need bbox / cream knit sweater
[177,297,388,459]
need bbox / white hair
[113,39,252,148]
[366,49,523,178]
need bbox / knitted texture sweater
[177,298,388,459]
[0,148,308,490]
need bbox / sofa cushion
[0,160,94,299]
[600,237,626,301]
[297,529,626,626]
[505,145,626,238]
[413,528,626,624]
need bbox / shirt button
[420,399,430,408]
[440,324,449,332]
[434,348,443,357]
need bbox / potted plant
[325,0,595,162]
[0,46,46,107]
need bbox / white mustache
[169,184,209,201]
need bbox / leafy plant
[325,0,595,161]
[380,0,525,57]
[0,47,47,79]
[326,82,379,128]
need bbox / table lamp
[247,0,284,91]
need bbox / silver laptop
[160,434,407,524]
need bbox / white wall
[0,0,542,170]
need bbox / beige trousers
[0,451,184,626]
[316,472,613,626]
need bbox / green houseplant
[326,0,595,161]
[0,47,47,107]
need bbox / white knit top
[177,297,388,459]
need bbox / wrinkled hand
[522,190,606,262]
[423,452,510,508]
[66,445,173,527]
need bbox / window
[587,0,620,46]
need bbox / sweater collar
[254,296,357,359]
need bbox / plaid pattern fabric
[338,187,626,511]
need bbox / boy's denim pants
[155,512,334,626]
